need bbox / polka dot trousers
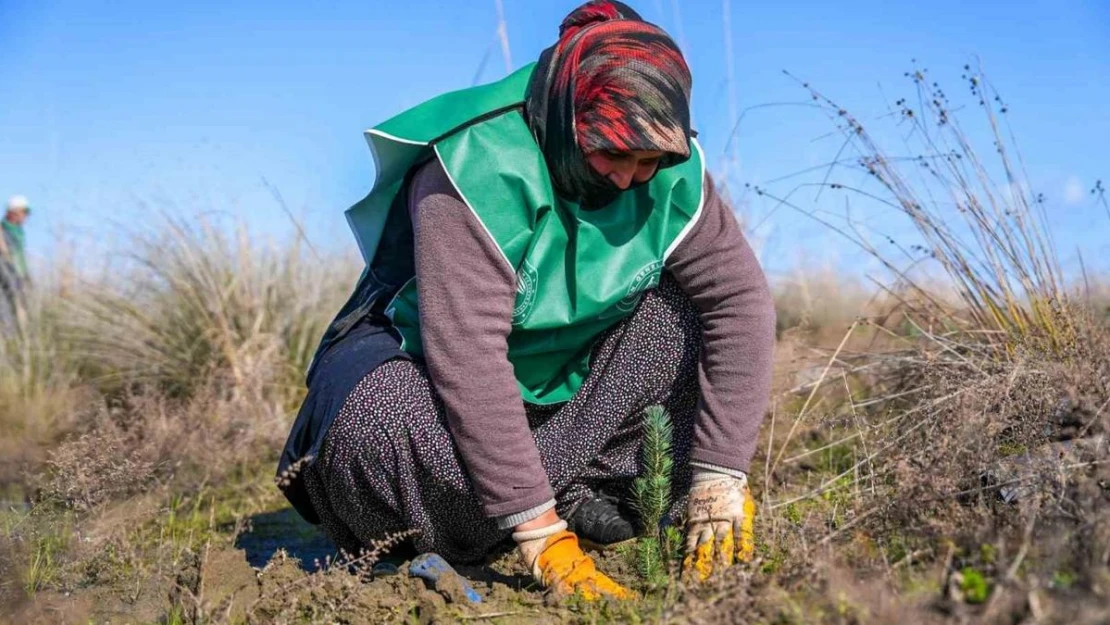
[303,273,701,563]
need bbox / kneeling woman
[279,0,775,600]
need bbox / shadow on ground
[235,506,337,572]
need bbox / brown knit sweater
[408,158,775,523]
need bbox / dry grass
[771,265,871,341]
[62,215,358,406]
[0,291,88,490]
[0,215,360,623]
[733,312,1110,624]
[756,61,1079,358]
[732,63,1110,624]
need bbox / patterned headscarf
[525,1,693,208]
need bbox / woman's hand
[513,516,635,600]
[681,471,756,582]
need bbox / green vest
[347,63,705,404]
[1,221,27,279]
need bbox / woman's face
[585,149,665,190]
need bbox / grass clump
[21,521,69,597]
[62,215,357,407]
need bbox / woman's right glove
[513,520,636,601]
[681,470,756,582]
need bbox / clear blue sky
[2,0,1108,279]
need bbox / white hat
[7,195,29,211]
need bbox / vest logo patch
[617,260,664,312]
[512,259,539,326]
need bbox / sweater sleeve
[409,158,556,521]
[665,174,776,473]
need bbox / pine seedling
[630,405,675,585]
[631,405,674,537]
[635,536,668,587]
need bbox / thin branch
[493,0,512,73]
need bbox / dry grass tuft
[38,428,158,512]
[756,62,1080,359]
[62,215,358,406]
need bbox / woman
[278,0,775,600]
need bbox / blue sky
[1,0,1108,279]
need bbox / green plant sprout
[630,405,675,586]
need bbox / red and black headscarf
[525,1,693,208]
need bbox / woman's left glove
[681,470,756,582]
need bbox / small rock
[416,589,447,625]
[372,561,400,577]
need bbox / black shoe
[565,493,637,548]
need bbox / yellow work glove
[681,470,756,582]
[514,520,636,601]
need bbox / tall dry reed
[756,62,1078,356]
